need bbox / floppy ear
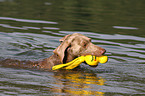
[53,34,74,63]
[59,34,70,42]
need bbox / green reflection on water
[0,0,145,36]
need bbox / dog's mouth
[96,49,106,56]
[81,52,106,57]
[100,49,106,55]
[80,49,106,57]
[79,49,106,67]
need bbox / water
[0,0,145,95]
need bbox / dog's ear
[53,34,74,63]
[59,34,70,42]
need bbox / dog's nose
[100,49,106,55]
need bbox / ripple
[113,26,139,30]
[43,27,60,30]
[0,17,58,24]
[0,24,41,30]
[60,31,145,42]
[0,24,27,30]
[0,32,60,60]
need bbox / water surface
[0,0,145,96]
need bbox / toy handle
[52,58,79,70]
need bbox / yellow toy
[52,55,108,70]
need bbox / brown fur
[0,33,106,70]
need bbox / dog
[0,33,106,70]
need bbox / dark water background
[0,0,145,96]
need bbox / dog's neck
[37,53,76,70]
[64,52,76,63]
[36,54,61,69]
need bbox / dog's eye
[83,43,87,47]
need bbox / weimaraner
[0,33,106,70]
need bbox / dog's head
[53,33,106,64]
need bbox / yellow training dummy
[52,55,108,70]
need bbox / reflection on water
[0,0,145,95]
[0,68,105,96]
[53,71,105,96]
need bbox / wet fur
[0,33,106,70]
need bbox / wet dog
[0,33,106,70]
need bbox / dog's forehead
[71,36,91,43]
[60,33,91,43]
[79,35,91,41]
[71,33,91,40]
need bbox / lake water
[0,0,145,96]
